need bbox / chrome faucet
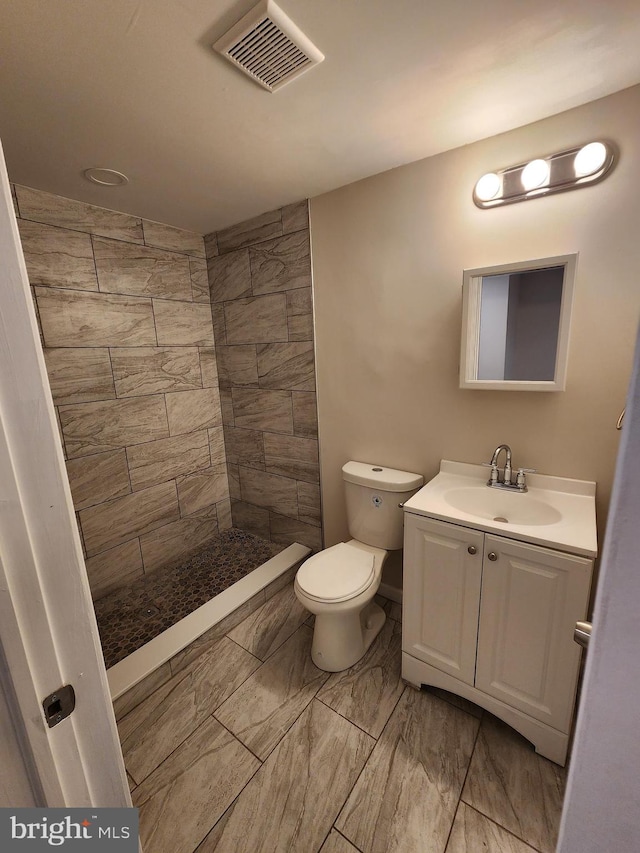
[484,444,535,492]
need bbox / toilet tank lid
[342,461,424,492]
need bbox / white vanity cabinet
[402,512,594,765]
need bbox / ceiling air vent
[213,0,324,92]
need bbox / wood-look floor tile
[336,688,479,853]
[424,685,484,719]
[228,583,309,661]
[113,661,172,721]
[317,617,404,738]
[214,625,329,760]
[120,636,260,783]
[445,803,537,853]
[461,714,566,853]
[126,772,137,794]
[319,830,362,853]
[388,601,402,622]
[199,700,374,853]
[133,715,260,853]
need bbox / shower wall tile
[264,433,319,484]
[204,232,219,260]
[288,312,314,341]
[153,299,214,345]
[59,395,169,458]
[249,231,311,296]
[218,345,259,388]
[227,464,241,500]
[217,498,233,531]
[297,481,321,527]
[199,348,219,388]
[80,481,180,556]
[139,512,220,573]
[286,286,313,342]
[208,249,252,303]
[189,257,210,303]
[177,467,229,517]
[43,347,115,405]
[93,237,192,301]
[15,185,144,243]
[165,387,222,435]
[257,341,315,391]
[141,219,205,258]
[232,388,293,434]
[282,200,309,234]
[292,391,318,438]
[18,220,98,291]
[85,539,145,601]
[225,426,265,469]
[110,347,202,397]
[126,431,210,492]
[211,303,227,345]
[239,467,298,519]
[224,293,288,345]
[270,513,323,551]
[231,500,270,540]
[36,288,156,348]
[66,449,131,510]
[219,389,235,425]
[208,426,226,466]
[217,209,282,254]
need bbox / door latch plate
[42,684,75,728]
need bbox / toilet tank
[342,461,424,550]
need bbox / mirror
[460,254,576,391]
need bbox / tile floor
[117,583,567,853]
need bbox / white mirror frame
[460,253,577,391]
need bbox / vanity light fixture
[473,140,615,208]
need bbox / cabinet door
[403,514,483,685]
[476,535,592,732]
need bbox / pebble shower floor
[94,528,285,668]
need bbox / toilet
[294,461,423,672]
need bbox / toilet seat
[296,542,375,603]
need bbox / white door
[0,140,130,807]
[402,514,483,684]
[475,535,592,732]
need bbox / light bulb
[521,159,550,190]
[574,142,607,177]
[474,172,502,201]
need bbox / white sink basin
[403,460,597,557]
[443,486,563,526]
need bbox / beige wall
[311,85,640,571]
[205,202,322,552]
[13,185,229,600]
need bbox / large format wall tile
[216,209,282,254]
[15,185,144,243]
[297,481,321,527]
[93,236,192,301]
[110,347,202,397]
[80,481,179,556]
[250,231,312,295]
[84,539,144,600]
[225,426,265,469]
[177,467,229,517]
[263,433,319,483]
[141,219,205,258]
[165,388,222,435]
[36,288,156,347]
[232,388,293,434]
[286,286,313,341]
[292,391,318,437]
[282,200,309,234]
[218,345,258,387]
[59,396,169,458]
[208,426,226,466]
[239,467,298,518]
[208,249,252,303]
[66,449,131,510]
[199,348,219,388]
[153,299,214,346]
[230,500,270,539]
[126,431,210,491]
[224,293,288,345]
[270,513,322,551]
[205,700,373,853]
[44,348,115,405]
[189,257,209,303]
[18,220,98,291]
[139,512,219,572]
[257,342,315,391]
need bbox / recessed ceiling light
[83,168,129,187]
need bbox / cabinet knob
[488,551,498,561]
[467,545,477,555]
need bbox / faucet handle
[515,467,536,489]
[482,461,499,484]
[517,467,536,474]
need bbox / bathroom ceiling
[1,0,639,234]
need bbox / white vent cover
[213,0,324,92]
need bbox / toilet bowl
[294,461,423,672]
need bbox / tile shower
[13,184,322,667]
